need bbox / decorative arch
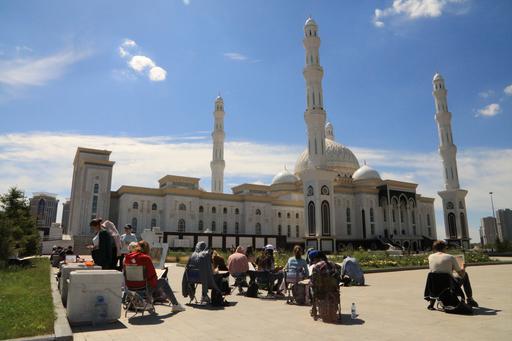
[321,201,331,236]
[178,219,186,233]
[235,208,239,215]
[132,202,139,210]
[152,203,157,211]
[446,202,454,210]
[212,207,217,214]
[321,185,329,196]
[448,212,457,238]
[255,209,262,216]
[308,201,316,235]
[255,223,262,235]
[178,203,186,211]
[199,206,204,213]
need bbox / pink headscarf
[102,220,122,256]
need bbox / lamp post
[489,192,499,243]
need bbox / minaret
[210,95,225,193]
[325,121,334,141]
[303,17,327,169]
[300,18,336,252]
[433,73,470,248]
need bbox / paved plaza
[71,264,512,341]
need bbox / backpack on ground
[246,282,259,298]
[438,288,473,315]
[211,289,226,306]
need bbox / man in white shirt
[427,240,478,309]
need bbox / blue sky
[1,0,511,241]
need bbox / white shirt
[428,252,461,274]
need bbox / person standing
[88,218,114,269]
[102,220,122,270]
[120,224,138,270]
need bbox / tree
[0,187,40,262]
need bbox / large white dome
[294,139,360,177]
[352,164,381,181]
[271,168,299,185]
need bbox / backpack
[438,288,473,315]
[246,282,259,298]
[292,283,307,305]
[211,289,226,306]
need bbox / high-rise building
[433,73,470,248]
[480,216,497,246]
[29,192,59,237]
[496,209,512,242]
[61,199,71,234]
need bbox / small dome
[216,95,223,101]
[352,164,381,181]
[433,72,443,82]
[305,17,317,27]
[295,139,359,177]
[325,121,334,140]
[271,167,299,185]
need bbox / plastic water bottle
[351,302,357,319]
[94,295,108,324]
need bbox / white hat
[264,244,275,251]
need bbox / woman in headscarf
[182,241,219,304]
[102,220,122,270]
[88,218,113,269]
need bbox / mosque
[67,18,470,252]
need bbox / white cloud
[0,49,90,87]
[118,39,167,82]
[128,55,155,72]
[504,84,512,96]
[224,52,249,61]
[148,66,167,81]
[476,103,501,117]
[373,0,468,28]
[182,0,191,5]
[1,131,511,242]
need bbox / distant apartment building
[29,192,59,237]
[480,216,497,246]
[496,209,512,242]
[61,199,71,234]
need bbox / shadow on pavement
[72,320,128,333]
[128,311,178,325]
[186,301,238,311]
[340,314,365,325]
[473,307,501,316]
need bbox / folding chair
[123,264,155,317]
[184,267,203,304]
[231,273,248,294]
[284,269,305,304]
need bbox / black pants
[453,273,473,299]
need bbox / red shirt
[124,251,158,288]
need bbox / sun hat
[264,244,275,251]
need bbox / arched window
[151,218,157,227]
[287,212,290,219]
[346,207,351,223]
[131,217,138,232]
[212,207,217,214]
[178,219,186,233]
[370,208,374,222]
[91,196,98,214]
[255,223,262,235]
[223,222,227,234]
[235,222,239,234]
[178,203,186,211]
[287,225,291,237]
[132,202,139,210]
[235,208,239,215]
[152,203,157,211]
[460,213,468,239]
[321,201,330,236]
[223,207,227,214]
[400,207,405,223]
[198,220,204,231]
[211,221,216,232]
[308,201,315,236]
[199,206,204,213]
[296,213,299,219]
[296,225,299,238]
[448,213,456,238]
[278,225,282,236]
[255,209,262,216]
[278,212,282,218]
[93,184,99,194]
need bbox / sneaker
[200,295,211,305]
[466,298,479,307]
[172,304,186,312]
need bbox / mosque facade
[68,18,450,252]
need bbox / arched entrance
[448,213,457,239]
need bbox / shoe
[200,295,211,305]
[427,305,435,311]
[172,304,186,312]
[275,291,285,297]
[466,298,479,307]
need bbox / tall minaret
[300,18,336,253]
[303,17,327,169]
[433,73,470,248]
[210,95,225,193]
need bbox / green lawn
[0,258,55,340]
